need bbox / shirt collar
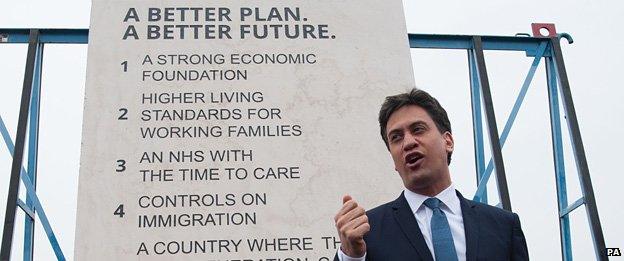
[403,183,461,215]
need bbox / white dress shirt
[338,184,466,261]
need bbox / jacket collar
[457,191,480,261]
[391,192,434,261]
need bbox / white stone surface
[75,1,415,259]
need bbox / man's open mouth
[405,152,424,168]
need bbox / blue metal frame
[0,29,66,261]
[0,28,606,260]
[409,33,606,260]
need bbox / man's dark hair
[378,88,453,164]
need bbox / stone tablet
[76,1,415,260]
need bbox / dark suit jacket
[335,191,528,261]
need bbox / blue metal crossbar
[16,200,35,220]
[473,41,548,202]
[561,197,585,218]
[0,116,66,260]
[0,29,88,44]
[0,118,12,160]
[409,34,552,57]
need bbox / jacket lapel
[391,193,434,261]
[457,191,480,261]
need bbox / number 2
[118,108,128,120]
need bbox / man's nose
[402,133,418,151]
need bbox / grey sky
[1,0,623,260]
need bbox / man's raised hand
[334,195,370,258]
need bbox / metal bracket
[532,23,557,37]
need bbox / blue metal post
[1,29,39,260]
[471,36,512,210]
[467,50,487,203]
[23,41,44,261]
[545,55,573,261]
[550,37,606,260]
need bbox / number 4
[114,204,125,218]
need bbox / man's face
[385,105,454,193]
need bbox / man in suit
[334,89,528,261]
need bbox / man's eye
[389,133,402,142]
[412,126,425,133]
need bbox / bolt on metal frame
[0,27,606,260]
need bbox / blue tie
[423,197,458,261]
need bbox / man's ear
[443,131,454,154]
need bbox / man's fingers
[334,195,369,257]
[351,216,370,235]
[342,195,352,204]
[337,210,368,234]
[342,215,370,241]
[343,213,369,232]
[346,223,370,241]
[334,198,359,221]
[338,205,365,225]
[334,203,355,222]
[335,204,366,227]
[334,195,369,245]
